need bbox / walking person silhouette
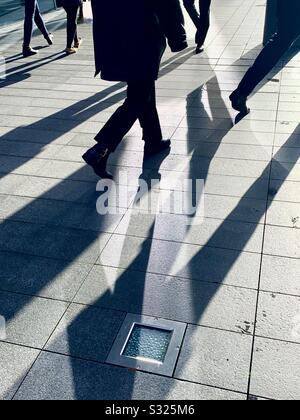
[230,0,300,115]
[56,0,83,55]
[183,0,211,53]
[23,0,53,57]
[83,0,188,180]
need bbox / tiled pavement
[0,0,300,401]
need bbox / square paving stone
[174,325,253,393]
[250,337,300,400]
[269,179,300,203]
[74,265,256,333]
[264,225,300,258]
[0,251,91,301]
[14,351,246,400]
[266,200,300,228]
[0,342,39,400]
[115,212,264,253]
[271,161,300,182]
[98,234,261,289]
[260,255,300,296]
[256,292,300,343]
[46,303,125,362]
[0,220,111,263]
[0,290,68,348]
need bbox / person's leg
[196,0,211,48]
[65,5,79,49]
[139,82,163,146]
[236,6,300,98]
[34,1,49,39]
[183,0,199,28]
[83,81,168,177]
[23,0,36,48]
[94,81,154,152]
[231,6,300,113]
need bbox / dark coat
[56,0,82,8]
[91,0,188,82]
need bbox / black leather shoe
[23,47,38,57]
[82,145,113,179]
[195,44,204,54]
[230,90,250,115]
[144,139,171,156]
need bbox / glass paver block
[122,325,172,363]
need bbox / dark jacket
[91,0,188,82]
[56,0,82,8]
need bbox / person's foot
[144,139,171,156]
[195,44,204,54]
[82,144,113,179]
[65,47,77,55]
[45,33,54,46]
[229,90,250,114]
[74,38,83,49]
[22,46,38,57]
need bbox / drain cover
[107,314,186,376]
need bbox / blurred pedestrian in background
[23,0,53,57]
[183,0,211,53]
[83,0,188,179]
[56,0,83,54]
[230,0,300,115]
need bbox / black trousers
[62,5,80,48]
[23,0,49,47]
[95,81,163,152]
[183,0,211,45]
[238,3,300,97]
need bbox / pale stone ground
[0,0,299,400]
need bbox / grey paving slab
[115,212,264,253]
[0,342,39,400]
[0,220,111,263]
[274,133,300,148]
[0,290,68,348]
[0,174,27,195]
[169,141,272,162]
[157,170,269,199]
[0,251,91,301]
[266,200,300,228]
[14,351,246,400]
[0,195,125,233]
[0,155,46,176]
[131,190,266,224]
[271,161,300,182]
[273,146,300,164]
[250,337,300,400]
[256,292,300,344]
[0,126,75,145]
[158,156,269,180]
[264,225,300,258]
[260,255,300,296]
[98,234,261,289]
[74,265,256,333]
[269,179,300,203]
[174,325,253,393]
[46,304,125,362]
[12,175,101,205]
[0,139,64,159]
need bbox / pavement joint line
[246,57,281,399]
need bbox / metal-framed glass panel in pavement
[107,314,186,377]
